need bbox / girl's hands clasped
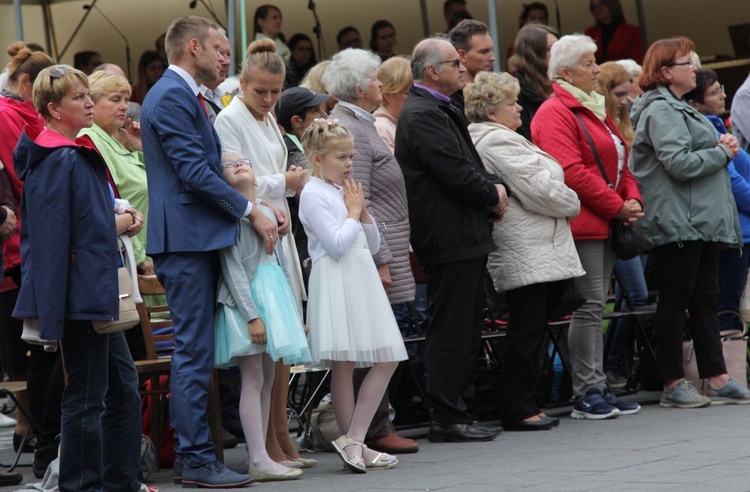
[343,179,364,220]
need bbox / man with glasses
[395,37,509,443]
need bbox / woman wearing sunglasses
[12,65,147,491]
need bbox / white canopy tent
[5,0,650,75]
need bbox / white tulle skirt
[307,232,408,369]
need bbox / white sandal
[331,435,367,473]
[366,451,398,470]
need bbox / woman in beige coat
[466,71,584,431]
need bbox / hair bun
[7,41,31,61]
[248,38,277,55]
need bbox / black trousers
[652,241,726,381]
[501,282,552,422]
[423,256,487,424]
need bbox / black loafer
[545,416,560,427]
[427,422,501,443]
[502,417,555,431]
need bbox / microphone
[308,0,315,10]
[189,0,197,8]
[84,4,132,82]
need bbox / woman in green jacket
[80,71,152,275]
[630,36,749,408]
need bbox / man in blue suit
[140,16,276,488]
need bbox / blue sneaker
[182,461,254,489]
[571,388,620,420]
[602,387,641,415]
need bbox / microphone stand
[189,0,226,31]
[85,4,132,82]
[308,0,324,60]
[58,0,98,61]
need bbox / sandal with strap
[366,451,398,470]
[331,435,367,474]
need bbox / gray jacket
[629,86,740,249]
[216,206,292,321]
[331,104,415,304]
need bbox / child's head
[301,119,354,185]
[222,153,257,200]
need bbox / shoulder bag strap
[572,111,613,189]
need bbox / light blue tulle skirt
[215,264,312,368]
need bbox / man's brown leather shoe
[366,432,420,454]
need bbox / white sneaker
[0,413,17,428]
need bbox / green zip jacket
[629,86,740,250]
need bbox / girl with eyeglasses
[213,153,310,482]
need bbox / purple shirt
[414,83,451,103]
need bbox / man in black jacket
[395,37,509,443]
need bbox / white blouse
[299,177,380,262]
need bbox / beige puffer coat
[469,121,585,292]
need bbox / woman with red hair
[630,37,750,408]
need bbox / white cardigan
[469,121,585,292]
[215,96,307,307]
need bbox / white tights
[237,353,292,472]
[330,361,398,461]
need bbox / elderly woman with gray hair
[532,34,644,420]
[322,48,418,454]
[467,71,584,430]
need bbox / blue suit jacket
[140,69,247,254]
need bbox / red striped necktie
[197,93,210,121]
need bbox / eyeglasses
[222,158,252,169]
[48,65,66,82]
[437,59,461,68]
[705,84,725,97]
[669,60,695,68]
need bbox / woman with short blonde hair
[16,64,144,490]
[373,56,412,153]
[467,70,583,430]
[81,70,153,276]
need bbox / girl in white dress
[299,120,408,473]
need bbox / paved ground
[1,391,750,491]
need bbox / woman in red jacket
[0,41,54,452]
[531,34,644,420]
[584,0,643,64]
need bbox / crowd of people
[1,0,750,490]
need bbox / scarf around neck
[557,79,607,122]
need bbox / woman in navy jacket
[13,65,145,492]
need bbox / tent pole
[488,0,500,71]
[227,0,236,76]
[635,0,648,57]
[240,0,247,58]
[13,0,23,41]
[419,0,429,38]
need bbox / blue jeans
[59,321,141,492]
[605,255,649,373]
[718,243,750,332]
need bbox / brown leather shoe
[366,432,419,454]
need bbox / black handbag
[572,111,639,260]
[548,277,586,321]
